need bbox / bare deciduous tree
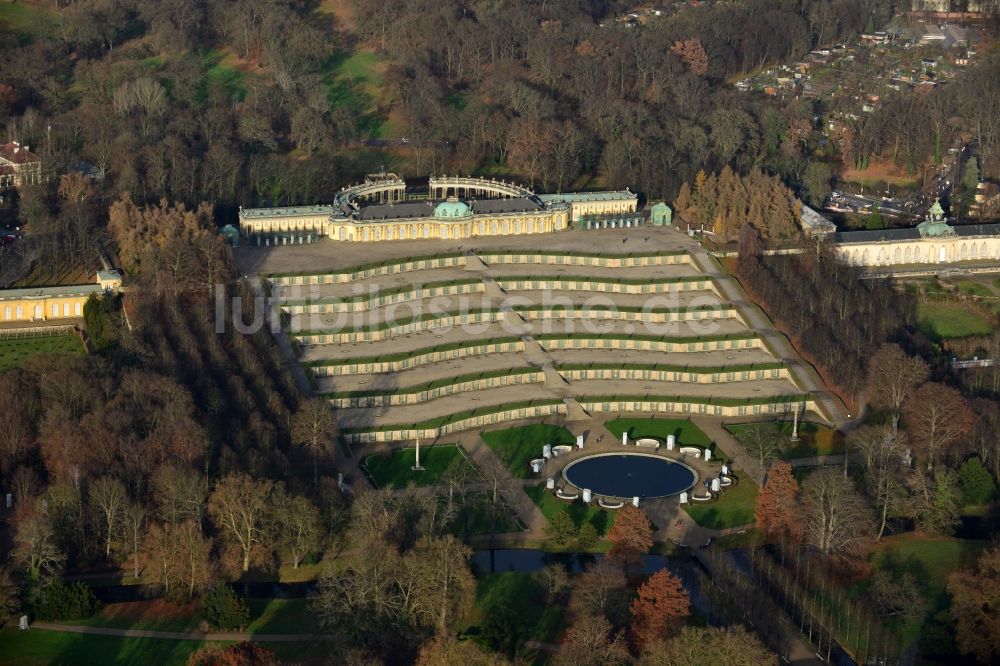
[291,398,337,485]
[847,425,908,540]
[90,476,127,558]
[122,502,146,579]
[554,614,630,666]
[740,424,782,479]
[275,491,322,569]
[867,344,929,431]
[13,510,65,583]
[903,382,975,468]
[404,536,475,633]
[801,468,874,559]
[208,473,274,573]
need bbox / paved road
[28,622,327,642]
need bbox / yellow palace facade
[0,271,122,325]
[237,174,638,243]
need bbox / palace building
[0,270,122,326]
[836,199,1000,267]
[237,174,639,244]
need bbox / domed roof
[434,197,472,219]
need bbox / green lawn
[605,417,713,448]
[870,534,984,608]
[63,602,197,633]
[682,471,758,529]
[525,485,615,539]
[363,444,477,488]
[0,333,85,371]
[481,424,576,479]
[917,302,993,340]
[245,598,316,634]
[336,51,384,94]
[0,627,322,666]
[325,49,386,136]
[201,50,246,100]
[955,280,993,297]
[461,572,566,658]
[62,597,315,635]
[0,2,51,34]
[725,421,844,459]
[0,627,232,666]
[860,534,987,647]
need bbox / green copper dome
[917,198,954,237]
[434,197,472,219]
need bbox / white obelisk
[412,438,425,471]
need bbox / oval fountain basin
[563,453,697,499]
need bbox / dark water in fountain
[563,452,696,498]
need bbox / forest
[3,0,1000,286]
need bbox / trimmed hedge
[301,336,522,367]
[554,361,785,373]
[341,398,566,433]
[477,249,687,259]
[534,331,758,343]
[321,367,539,397]
[280,277,483,305]
[580,393,810,407]
[265,252,466,279]
[495,274,707,285]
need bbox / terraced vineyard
[257,228,817,445]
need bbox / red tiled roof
[0,142,39,165]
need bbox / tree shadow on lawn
[564,501,610,534]
[46,630,220,666]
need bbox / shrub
[34,581,99,621]
[544,510,576,545]
[198,585,249,630]
[576,522,599,550]
[958,457,997,505]
[84,293,119,353]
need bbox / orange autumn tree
[629,569,690,651]
[755,461,801,542]
[607,506,654,571]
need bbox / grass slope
[0,2,51,35]
[481,424,576,479]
